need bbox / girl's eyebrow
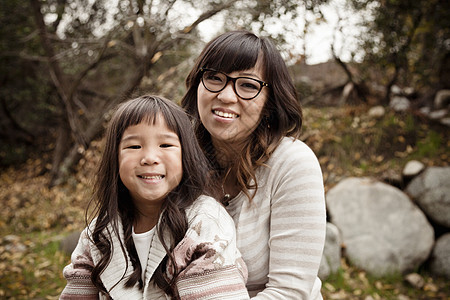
[121,132,179,142]
[159,132,180,141]
[120,134,139,142]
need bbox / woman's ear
[263,115,271,129]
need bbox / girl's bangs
[118,98,179,138]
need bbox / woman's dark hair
[181,30,302,201]
[88,95,211,296]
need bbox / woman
[181,31,326,299]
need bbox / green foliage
[350,0,450,94]
[416,130,442,157]
[0,0,59,167]
[303,106,449,185]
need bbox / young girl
[60,95,249,299]
[182,31,326,299]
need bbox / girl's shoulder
[185,195,234,227]
[186,195,227,216]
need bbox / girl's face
[197,58,268,145]
[118,116,182,210]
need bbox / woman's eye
[240,81,259,91]
[206,73,223,82]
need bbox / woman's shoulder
[269,136,319,165]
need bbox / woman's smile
[197,59,268,143]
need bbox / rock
[391,85,402,95]
[404,273,425,289]
[402,160,425,178]
[419,106,431,116]
[405,166,450,228]
[390,96,410,112]
[440,117,450,126]
[428,109,448,120]
[381,168,403,189]
[403,87,415,96]
[368,106,385,119]
[60,231,81,255]
[434,89,450,109]
[326,177,434,277]
[2,235,27,253]
[429,233,450,279]
[318,222,342,280]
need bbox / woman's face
[197,59,268,145]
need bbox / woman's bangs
[203,37,260,73]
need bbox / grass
[1,105,449,299]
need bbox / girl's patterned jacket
[60,196,249,300]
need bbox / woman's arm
[170,196,250,300]
[60,229,99,300]
[256,140,327,299]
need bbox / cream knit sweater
[60,196,249,299]
[225,137,326,299]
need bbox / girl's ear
[118,180,128,193]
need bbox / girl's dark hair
[88,95,211,296]
[181,30,302,200]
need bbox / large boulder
[429,233,450,279]
[318,222,342,280]
[326,177,434,277]
[405,166,450,228]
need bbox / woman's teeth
[140,175,163,180]
[213,110,238,118]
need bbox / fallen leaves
[1,106,449,298]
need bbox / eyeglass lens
[202,70,262,100]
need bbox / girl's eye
[127,145,141,149]
[160,144,173,148]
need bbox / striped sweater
[60,196,249,299]
[225,137,326,299]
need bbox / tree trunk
[49,59,151,186]
[49,121,72,181]
[333,54,368,104]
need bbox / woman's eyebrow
[238,71,262,80]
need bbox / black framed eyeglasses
[200,68,269,100]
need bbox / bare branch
[160,0,239,51]
[30,0,87,147]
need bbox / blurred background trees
[347,0,450,104]
[0,0,448,186]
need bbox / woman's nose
[217,82,239,103]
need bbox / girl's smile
[118,116,183,211]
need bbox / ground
[1,105,449,299]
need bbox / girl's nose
[217,82,239,104]
[140,149,159,165]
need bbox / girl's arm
[60,228,99,300]
[169,196,250,300]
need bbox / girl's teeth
[141,175,163,180]
[214,110,238,118]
